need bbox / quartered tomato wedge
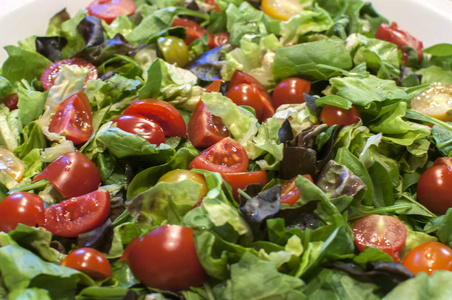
[87,0,136,24]
[188,80,229,148]
[61,248,112,280]
[34,151,101,198]
[206,0,221,13]
[189,137,249,173]
[209,33,230,49]
[280,175,313,205]
[172,18,211,46]
[124,99,187,138]
[221,170,268,201]
[41,58,98,91]
[0,148,25,182]
[44,189,110,237]
[112,114,165,145]
[48,91,93,145]
[0,192,45,232]
[261,0,304,21]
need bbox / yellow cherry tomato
[157,36,189,67]
[411,83,452,122]
[0,148,25,182]
[158,169,208,200]
[261,0,304,21]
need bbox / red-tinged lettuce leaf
[77,16,105,48]
[35,36,68,62]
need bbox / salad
[1,0,452,299]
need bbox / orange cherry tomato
[403,242,452,275]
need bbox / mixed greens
[2,0,452,299]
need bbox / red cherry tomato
[48,91,93,145]
[417,157,452,215]
[61,247,112,280]
[44,189,110,237]
[172,18,212,46]
[112,114,165,145]
[40,58,98,91]
[403,241,452,275]
[375,22,423,64]
[353,214,407,262]
[123,99,186,138]
[0,192,44,232]
[280,175,313,205]
[1,94,19,110]
[226,83,264,121]
[320,104,361,126]
[87,0,136,24]
[206,0,221,13]
[33,151,101,198]
[188,81,229,148]
[189,137,249,173]
[122,225,207,292]
[221,170,267,201]
[272,78,311,109]
[209,33,229,49]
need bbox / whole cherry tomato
[48,91,93,145]
[226,83,264,120]
[403,242,452,275]
[221,170,268,201]
[122,225,207,292]
[280,175,313,205]
[353,214,407,262]
[41,58,98,91]
[87,0,136,24]
[112,114,165,145]
[189,137,249,173]
[34,151,101,198]
[61,247,112,280]
[272,77,311,109]
[158,169,209,200]
[44,189,110,237]
[0,192,45,232]
[320,104,361,126]
[157,36,189,67]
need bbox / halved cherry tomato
[112,114,165,145]
[188,80,229,148]
[0,148,25,182]
[206,0,221,13]
[411,83,452,122]
[122,225,207,292]
[123,99,187,138]
[48,91,93,145]
[353,214,407,262]
[375,22,423,64]
[172,18,211,46]
[34,151,101,198]
[87,0,136,24]
[227,83,264,120]
[157,36,189,67]
[320,104,361,126]
[158,169,208,200]
[272,78,311,109]
[403,241,452,275]
[40,58,98,91]
[44,189,110,237]
[189,137,249,173]
[221,170,268,201]
[61,247,112,280]
[0,192,45,232]
[280,174,313,205]
[1,94,18,110]
[261,0,304,21]
[209,33,230,49]
[417,157,452,215]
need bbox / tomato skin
[44,189,110,237]
[158,169,209,200]
[189,137,249,173]
[172,18,211,46]
[87,0,136,24]
[272,78,311,109]
[157,36,189,67]
[206,0,221,12]
[227,84,264,121]
[280,175,313,205]
[221,171,267,201]
[34,151,101,198]
[403,242,452,275]
[320,105,361,126]
[123,99,187,138]
[123,225,207,292]
[48,91,93,145]
[40,58,98,91]
[209,33,229,49]
[0,192,45,232]
[112,114,165,145]
[61,248,112,280]
[375,22,423,64]
[353,214,407,262]
[417,163,452,215]
[1,94,19,110]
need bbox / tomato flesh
[41,58,98,91]
[320,104,361,126]
[61,247,112,280]
[280,175,313,205]
[189,137,249,173]
[34,151,101,198]
[221,170,268,201]
[0,148,25,182]
[44,189,110,237]
[112,114,165,145]
[172,18,211,46]
[123,99,187,138]
[403,241,452,275]
[261,0,304,21]
[209,33,230,49]
[0,192,45,232]
[87,0,136,24]
[123,225,207,292]
[158,169,209,200]
[48,91,93,145]
[272,78,311,109]
[353,214,407,262]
